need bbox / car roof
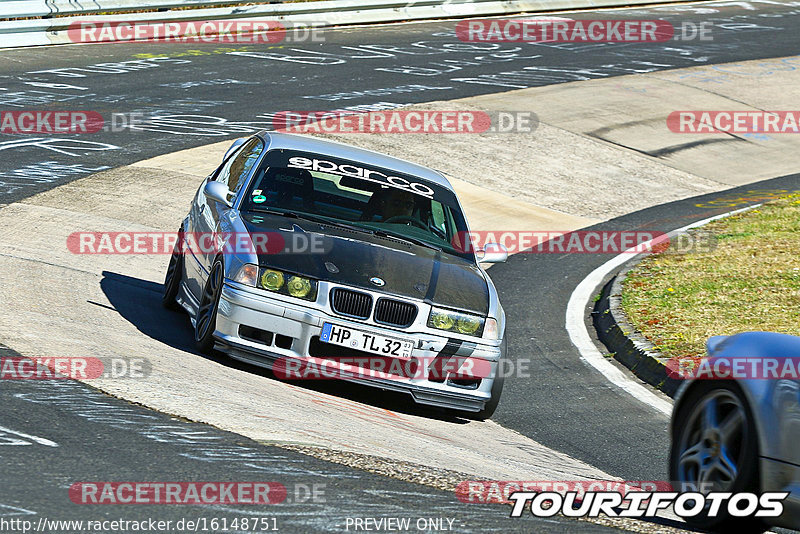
[258,131,454,190]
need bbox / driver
[377,188,416,221]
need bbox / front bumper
[214,282,503,412]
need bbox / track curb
[592,262,682,398]
[591,203,763,400]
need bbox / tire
[161,228,184,311]
[195,258,224,354]
[458,339,507,421]
[669,381,765,533]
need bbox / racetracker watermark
[0,357,150,380]
[667,356,800,380]
[0,111,104,134]
[668,111,800,134]
[507,490,787,519]
[68,20,324,44]
[68,482,302,504]
[0,111,150,134]
[67,232,327,255]
[454,231,716,254]
[456,19,712,42]
[273,355,494,382]
[271,110,538,134]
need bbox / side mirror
[203,180,232,208]
[477,242,508,263]
[222,137,246,162]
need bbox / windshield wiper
[245,207,442,251]
[244,207,372,235]
[372,229,442,252]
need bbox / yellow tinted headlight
[260,269,284,291]
[286,276,312,298]
[257,267,317,301]
[430,311,455,330]
[456,317,480,335]
[427,307,485,337]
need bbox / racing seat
[264,167,315,211]
[359,189,386,222]
[359,187,422,222]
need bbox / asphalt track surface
[2,1,800,203]
[1,345,590,533]
[491,171,800,481]
[2,0,800,531]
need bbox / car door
[194,136,264,278]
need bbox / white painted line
[565,205,760,416]
[0,424,58,447]
[0,503,37,516]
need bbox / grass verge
[621,194,800,360]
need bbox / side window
[216,138,264,193]
[431,201,447,233]
[443,204,459,240]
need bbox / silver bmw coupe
[162,132,508,419]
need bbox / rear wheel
[669,382,764,533]
[162,229,184,311]
[195,258,224,354]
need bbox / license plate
[320,323,414,359]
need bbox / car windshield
[240,148,473,260]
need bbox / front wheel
[195,259,224,354]
[161,229,184,311]
[669,382,764,533]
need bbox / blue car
[670,331,800,532]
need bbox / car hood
[243,214,489,315]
